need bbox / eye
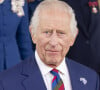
[43,30,52,37]
[45,31,50,34]
[59,32,65,34]
[44,31,52,34]
[57,31,66,35]
[57,30,66,35]
[57,31,66,38]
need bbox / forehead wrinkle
[39,8,71,24]
[38,7,71,33]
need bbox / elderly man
[0,0,99,90]
[28,0,100,75]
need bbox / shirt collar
[35,50,67,76]
[56,58,66,75]
[35,51,52,76]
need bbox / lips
[46,49,59,52]
[46,50,60,55]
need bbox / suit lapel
[66,58,88,90]
[19,54,91,90]
[21,55,47,90]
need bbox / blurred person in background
[28,0,41,50]
[63,0,100,75]
[28,0,41,21]
[0,0,33,71]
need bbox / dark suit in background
[64,0,100,73]
[28,0,41,21]
[28,0,100,73]
[28,0,41,50]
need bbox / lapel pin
[88,1,98,14]
[80,77,87,85]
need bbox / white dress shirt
[35,51,72,90]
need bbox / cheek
[36,37,48,50]
[61,39,71,53]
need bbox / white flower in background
[11,0,25,17]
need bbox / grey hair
[30,0,78,37]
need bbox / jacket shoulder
[0,55,34,80]
[66,58,98,76]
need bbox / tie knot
[50,69,59,76]
[52,69,58,73]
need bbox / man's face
[32,9,76,68]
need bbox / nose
[49,33,59,46]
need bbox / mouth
[46,50,60,55]
[46,49,59,52]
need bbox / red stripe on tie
[52,76,57,83]
[52,69,58,73]
[59,83,64,90]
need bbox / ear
[70,29,78,46]
[29,26,37,44]
[32,34,37,44]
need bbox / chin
[46,58,61,65]
[47,62,60,68]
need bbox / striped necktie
[50,69,65,90]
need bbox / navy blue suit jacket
[0,53,99,90]
[28,0,100,72]
[0,0,33,71]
